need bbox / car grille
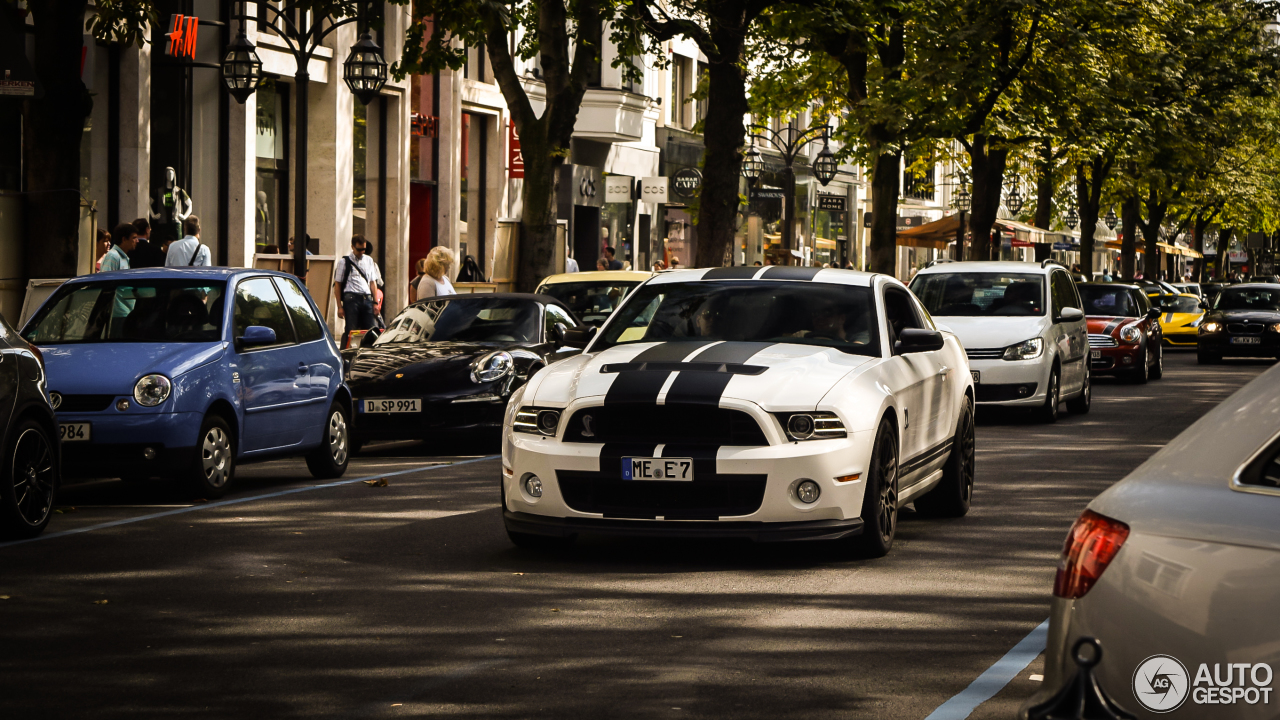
[55,394,115,413]
[965,348,1004,360]
[557,470,768,519]
[1089,334,1119,348]
[1229,323,1265,335]
[975,383,1038,402]
[562,404,769,446]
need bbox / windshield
[1214,287,1280,312]
[1157,296,1202,314]
[594,281,879,356]
[24,280,226,344]
[1077,285,1140,317]
[909,273,1046,317]
[376,297,540,344]
[537,281,640,325]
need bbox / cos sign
[640,177,669,204]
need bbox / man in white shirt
[165,215,212,267]
[332,234,385,342]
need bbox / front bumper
[56,410,202,478]
[1088,343,1143,375]
[352,396,507,441]
[505,510,864,541]
[1162,331,1198,347]
[969,358,1048,406]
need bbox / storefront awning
[895,214,1052,247]
[1103,241,1203,258]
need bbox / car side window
[1134,291,1151,315]
[543,304,576,340]
[1050,272,1077,316]
[233,277,297,346]
[274,277,325,343]
[883,287,922,350]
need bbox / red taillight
[1053,509,1130,599]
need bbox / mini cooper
[500,266,976,558]
[1076,282,1164,381]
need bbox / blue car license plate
[621,457,694,481]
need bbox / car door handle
[937,366,950,376]
[297,363,308,375]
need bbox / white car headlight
[471,351,514,383]
[1200,321,1222,334]
[1002,337,1044,361]
[513,406,560,436]
[776,412,847,441]
[1119,325,1142,344]
[133,374,172,407]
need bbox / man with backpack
[332,234,384,342]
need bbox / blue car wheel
[190,414,235,499]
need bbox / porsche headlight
[1119,325,1142,344]
[471,351,514,383]
[1200,321,1223,334]
[513,406,560,436]
[776,412,846,441]
[133,374,172,407]
[1002,337,1043,361]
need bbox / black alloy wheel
[916,401,975,518]
[0,419,59,539]
[1066,366,1091,414]
[1037,368,1060,423]
[1131,348,1150,384]
[854,418,899,558]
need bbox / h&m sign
[166,15,199,59]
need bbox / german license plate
[1231,336,1261,345]
[1091,350,1101,359]
[971,370,980,383]
[59,423,90,442]
[621,457,694,481]
[362,398,421,413]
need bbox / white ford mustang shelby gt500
[501,266,976,556]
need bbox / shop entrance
[574,206,602,271]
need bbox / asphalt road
[0,352,1269,720]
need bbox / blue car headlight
[134,374,172,407]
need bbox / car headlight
[133,374,172,407]
[1002,337,1044,361]
[1270,323,1280,333]
[776,411,846,441]
[513,406,560,436]
[471,351,514,383]
[1200,321,1223,334]
[1119,325,1142,344]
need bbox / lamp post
[223,0,387,278]
[953,187,971,260]
[1065,207,1079,231]
[1104,207,1118,230]
[1004,183,1024,215]
[740,124,835,261]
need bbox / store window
[255,78,289,253]
[460,112,488,272]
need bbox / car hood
[40,342,227,395]
[1086,316,1141,337]
[928,315,1049,350]
[1159,312,1203,328]
[1211,309,1280,323]
[346,341,524,387]
[530,340,875,411]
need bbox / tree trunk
[1120,196,1140,280]
[1216,228,1233,280]
[693,22,750,269]
[867,149,901,274]
[515,144,561,292]
[25,0,92,279]
[1032,140,1054,230]
[1192,212,1212,282]
[1140,183,1166,280]
[967,135,1009,261]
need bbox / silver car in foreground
[1023,360,1280,719]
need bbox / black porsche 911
[345,294,583,448]
[1198,283,1280,363]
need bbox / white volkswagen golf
[500,266,975,557]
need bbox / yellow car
[1155,292,1207,347]
[535,270,654,326]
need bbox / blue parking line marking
[0,455,500,549]
[924,619,1050,720]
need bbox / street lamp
[1065,207,1079,230]
[1105,207,1118,230]
[1004,184,1024,215]
[224,0,387,278]
[952,187,971,260]
[740,123,834,260]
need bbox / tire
[189,414,235,500]
[915,401,975,518]
[1149,345,1164,379]
[1129,349,1150,384]
[1066,366,1091,414]
[1036,367,1061,423]
[853,418,899,558]
[305,402,351,479]
[0,419,59,539]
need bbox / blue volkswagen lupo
[21,268,351,498]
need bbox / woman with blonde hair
[412,246,456,300]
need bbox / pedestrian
[604,246,623,270]
[456,254,485,282]
[565,240,580,273]
[670,256,681,269]
[127,218,165,268]
[409,257,428,303]
[651,260,665,272]
[753,261,762,266]
[94,228,112,271]
[100,223,137,272]
[597,257,608,271]
[165,215,212,267]
[414,246,456,299]
[333,234,385,342]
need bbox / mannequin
[150,167,193,243]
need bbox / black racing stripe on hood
[1101,318,1125,335]
[603,341,716,405]
[760,265,822,281]
[632,340,717,362]
[663,342,775,405]
[598,443,658,476]
[702,266,760,280]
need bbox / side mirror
[1199,300,1209,310]
[1147,307,1162,320]
[563,325,597,349]
[1057,307,1085,323]
[236,325,276,350]
[896,328,945,354]
[552,322,570,347]
[360,327,382,348]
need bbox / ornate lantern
[741,142,763,184]
[222,32,263,104]
[813,141,838,186]
[343,33,389,105]
[1105,207,1118,230]
[1066,207,1079,230]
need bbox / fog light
[1121,356,1133,365]
[1017,386,1029,396]
[796,479,821,504]
[524,475,543,498]
[115,399,130,411]
[142,447,157,461]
